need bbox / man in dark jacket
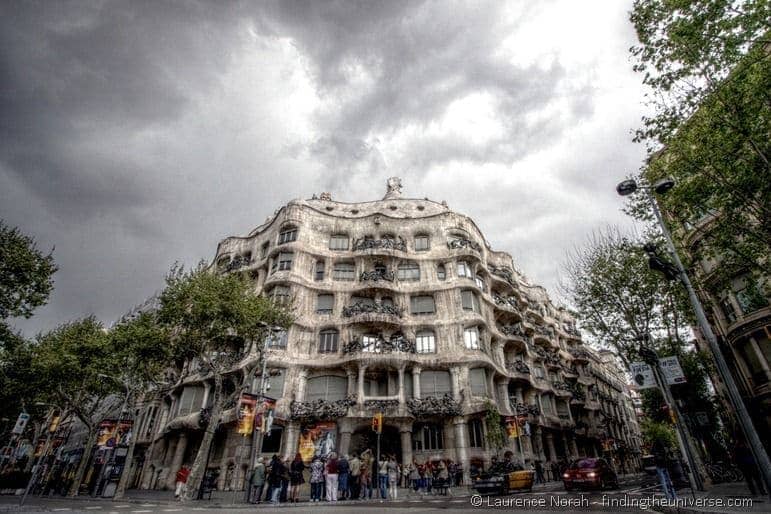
[733,439,766,496]
[652,439,676,500]
[267,455,286,505]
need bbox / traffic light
[372,412,383,434]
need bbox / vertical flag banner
[237,393,259,435]
[505,416,520,438]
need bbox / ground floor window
[262,425,283,453]
[413,423,444,451]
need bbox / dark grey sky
[1,0,645,336]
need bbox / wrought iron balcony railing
[407,394,461,417]
[360,269,395,282]
[353,237,407,252]
[506,360,530,374]
[447,237,481,252]
[342,301,403,318]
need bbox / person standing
[267,455,286,505]
[651,438,677,501]
[309,456,324,502]
[250,458,266,504]
[337,454,350,500]
[387,455,399,500]
[534,460,545,484]
[288,453,305,503]
[173,465,190,500]
[377,455,389,499]
[349,453,361,500]
[325,452,339,502]
[733,439,767,496]
[359,457,372,500]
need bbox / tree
[32,316,121,496]
[0,221,56,336]
[641,418,677,451]
[157,263,292,501]
[109,310,171,499]
[629,0,771,286]
[560,227,689,365]
[483,400,507,459]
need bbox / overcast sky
[1,0,646,336]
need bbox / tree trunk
[181,376,223,502]
[67,425,98,497]
[113,409,138,499]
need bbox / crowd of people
[242,451,463,504]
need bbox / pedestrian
[349,452,361,500]
[338,453,350,500]
[325,452,339,502]
[387,455,399,500]
[551,461,560,482]
[289,453,305,502]
[173,465,190,500]
[534,460,545,484]
[250,457,266,504]
[408,461,419,490]
[651,438,677,500]
[280,457,290,502]
[733,439,767,496]
[309,456,324,502]
[267,455,286,505]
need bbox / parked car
[562,458,619,491]
[474,469,534,495]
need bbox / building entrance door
[350,424,402,462]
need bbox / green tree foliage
[32,316,121,495]
[561,227,689,365]
[0,221,56,332]
[157,263,292,501]
[629,0,771,285]
[484,400,507,457]
[641,418,677,450]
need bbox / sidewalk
[654,482,770,514]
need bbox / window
[317,294,334,314]
[314,260,325,281]
[414,424,444,451]
[277,252,293,271]
[469,368,487,395]
[461,290,481,313]
[437,264,446,280]
[414,235,430,251]
[361,334,379,353]
[278,226,297,245]
[267,329,288,348]
[410,295,436,315]
[464,327,480,349]
[306,376,347,401]
[457,261,472,278]
[319,329,339,353]
[534,366,545,379]
[176,386,205,417]
[397,262,420,281]
[333,262,355,280]
[270,286,290,305]
[255,369,285,397]
[329,234,349,250]
[416,330,436,354]
[261,425,283,453]
[420,370,452,397]
[260,242,269,259]
[735,281,768,314]
[468,419,484,448]
[474,274,486,292]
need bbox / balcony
[359,268,395,282]
[511,402,541,417]
[498,322,526,339]
[222,254,252,272]
[407,394,461,417]
[506,360,531,375]
[571,348,591,362]
[493,294,522,316]
[290,395,357,422]
[447,237,481,253]
[488,264,518,287]
[353,236,407,252]
[343,333,415,354]
[342,301,403,320]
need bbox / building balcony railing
[343,333,415,354]
[506,360,530,375]
[342,301,403,318]
[487,263,518,287]
[499,323,526,338]
[407,394,461,417]
[223,254,252,272]
[363,398,400,413]
[359,269,395,282]
[289,395,357,422]
[447,237,482,252]
[511,402,541,417]
[493,294,522,314]
[571,348,591,361]
[353,237,407,252]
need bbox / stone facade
[133,179,642,490]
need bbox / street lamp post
[617,178,771,498]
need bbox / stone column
[412,366,422,399]
[165,432,187,489]
[140,436,166,489]
[496,379,510,414]
[534,426,546,461]
[400,426,413,466]
[397,366,405,405]
[450,367,462,402]
[545,433,557,463]
[453,418,470,485]
[283,421,300,460]
[297,369,309,401]
[562,433,571,460]
[570,437,579,459]
[357,364,367,405]
[345,368,356,397]
[339,431,352,458]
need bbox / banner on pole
[254,396,276,433]
[298,421,337,463]
[659,356,687,385]
[237,393,259,435]
[12,413,30,435]
[630,362,657,389]
[504,416,520,438]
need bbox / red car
[562,458,619,491]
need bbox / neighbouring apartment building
[129,178,642,491]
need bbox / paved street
[3,475,768,514]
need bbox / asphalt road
[0,477,682,514]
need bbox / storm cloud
[1,0,646,335]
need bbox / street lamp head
[616,179,638,197]
[653,178,675,195]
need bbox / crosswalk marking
[114,506,130,509]
[130,511,151,513]
[52,509,71,512]
[162,510,182,512]
[85,507,102,510]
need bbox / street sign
[630,362,656,389]
[659,356,687,385]
[12,413,30,435]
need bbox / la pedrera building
[133,178,642,491]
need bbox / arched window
[414,234,430,251]
[319,329,339,353]
[457,261,472,278]
[278,225,297,245]
[469,368,487,395]
[269,286,290,305]
[467,419,484,448]
[413,423,444,451]
[397,261,420,281]
[416,330,436,354]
